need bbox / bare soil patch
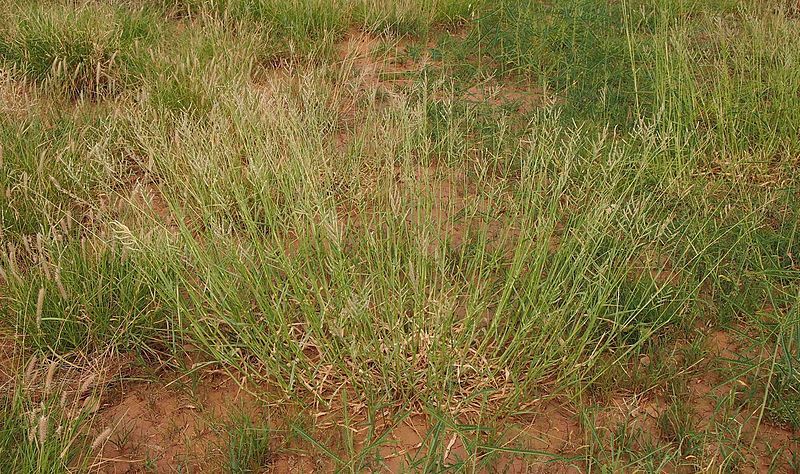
[95,372,259,473]
[7,332,793,472]
[464,82,550,114]
[336,29,436,91]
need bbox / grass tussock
[0,4,161,99]
[1,0,798,471]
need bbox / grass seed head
[38,415,48,445]
[90,426,113,451]
[35,287,46,330]
[45,359,58,395]
[79,373,97,396]
[24,355,39,388]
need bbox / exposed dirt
[505,401,582,454]
[94,372,259,473]
[336,29,436,92]
[268,455,320,473]
[126,180,174,228]
[403,165,494,248]
[310,403,582,473]
[377,415,430,471]
[327,28,557,155]
[706,329,741,360]
[333,28,556,112]
[584,329,800,471]
[702,328,800,470]
[464,82,551,114]
[330,29,434,140]
[89,370,580,472]
[34,337,791,473]
[632,250,684,286]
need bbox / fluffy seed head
[38,415,48,445]
[35,287,46,330]
[90,427,112,450]
[24,355,38,388]
[44,360,58,395]
[79,373,96,395]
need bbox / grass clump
[0,356,108,472]
[0,3,159,99]
[160,0,348,63]
[355,0,476,36]
[456,0,645,125]
[225,413,271,473]
[0,113,111,240]
[651,5,800,167]
[1,236,169,355]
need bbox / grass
[0,355,108,472]
[1,0,798,471]
[0,2,161,99]
[225,412,271,473]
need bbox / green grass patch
[0,3,162,99]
